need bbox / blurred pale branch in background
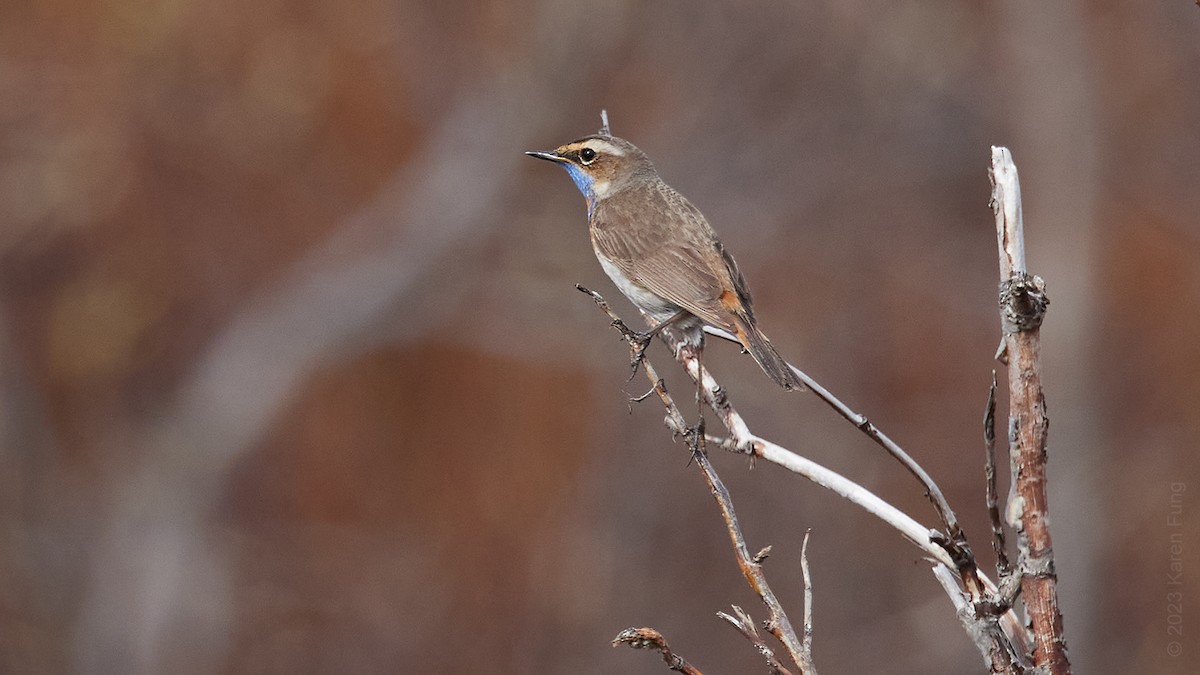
[69,1,636,668]
[75,82,536,669]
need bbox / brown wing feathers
[591,180,802,390]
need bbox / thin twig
[801,530,811,667]
[612,627,704,675]
[983,371,1012,576]
[990,146,1070,674]
[799,530,816,674]
[577,287,688,428]
[717,606,797,675]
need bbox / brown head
[526,135,657,205]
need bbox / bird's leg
[691,340,707,462]
[673,337,707,465]
[626,309,689,380]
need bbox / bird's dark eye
[579,147,597,164]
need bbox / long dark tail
[735,319,804,391]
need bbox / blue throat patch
[562,164,594,201]
[561,163,597,217]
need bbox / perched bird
[527,121,802,390]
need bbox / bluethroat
[527,124,802,391]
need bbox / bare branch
[612,628,704,675]
[990,146,1070,674]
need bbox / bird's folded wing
[592,224,736,332]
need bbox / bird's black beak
[525,150,569,164]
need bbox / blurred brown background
[2,1,1198,673]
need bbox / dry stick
[990,146,1070,674]
[612,627,705,675]
[716,605,798,675]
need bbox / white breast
[596,254,680,320]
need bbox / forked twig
[717,605,798,675]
